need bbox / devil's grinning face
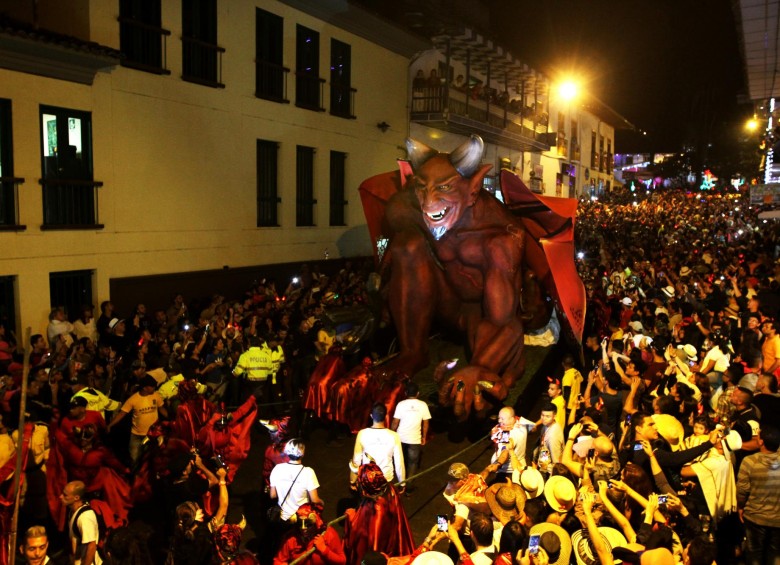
[412,155,474,240]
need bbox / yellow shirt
[562,368,584,410]
[121,391,164,436]
[551,395,566,429]
[762,334,780,372]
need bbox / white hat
[108,317,122,330]
[544,475,576,513]
[621,297,633,307]
[661,285,675,298]
[513,466,545,499]
[679,266,692,277]
[676,344,698,362]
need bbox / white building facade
[0,0,424,330]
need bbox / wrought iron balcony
[256,60,290,103]
[39,178,104,230]
[182,36,225,88]
[0,177,25,231]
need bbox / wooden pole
[8,327,32,565]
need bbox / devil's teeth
[427,208,448,221]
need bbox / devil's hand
[447,365,508,419]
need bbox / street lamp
[746,117,759,132]
[559,80,578,102]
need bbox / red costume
[303,348,346,418]
[132,421,190,503]
[274,503,346,565]
[172,380,216,446]
[55,425,132,525]
[261,416,291,490]
[196,395,257,484]
[343,463,414,565]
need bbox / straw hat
[513,466,545,499]
[571,527,627,565]
[529,523,572,565]
[485,479,525,524]
[543,475,576,513]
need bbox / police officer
[233,335,272,404]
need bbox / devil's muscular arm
[470,231,523,369]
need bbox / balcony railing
[39,178,104,230]
[330,83,356,119]
[412,86,549,136]
[256,60,290,103]
[295,72,325,111]
[182,36,225,88]
[0,177,25,230]
[118,16,171,74]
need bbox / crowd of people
[1,188,780,565]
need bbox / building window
[119,0,170,74]
[296,25,323,111]
[182,0,224,87]
[0,276,16,332]
[570,118,579,161]
[329,151,347,226]
[606,140,613,174]
[0,99,23,229]
[257,140,280,227]
[330,39,355,119]
[599,136,605,172]
[590,130,597,170]
[256,8,287,102]
[50,270,93,322]
[40,106,103,229]
[296,146,316,226]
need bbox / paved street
[226,341,559,553]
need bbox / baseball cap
[70,396,88,408]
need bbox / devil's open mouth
[426,207,449,222]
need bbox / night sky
[485,0,749,152]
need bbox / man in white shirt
[269,439,322,521]
[60,481,102,565]
[487,406,528,483]
[350,402,405,486]
[391,382,431,487]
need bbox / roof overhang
[735,0,780,100]
[278,0,430,58]
[0,29,119,85]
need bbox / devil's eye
[437,184,452,192]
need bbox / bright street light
[746,118,759,132]
[559,81,578,101]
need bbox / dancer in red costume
[196,394,257,484]
[303,346,346,419]
[213,522,260,565]
[55,424,132,526]
[273,503,346,565]
[172,379,216,447]
[343,462,415,565]
[131,420,190,504]
[261,416,291,491]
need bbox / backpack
[71,502,109,556]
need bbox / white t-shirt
[352,427,405,482]
[69,505,103,565]
[393,398,431,444]
[269,462,320,521]
[703,346,730,373]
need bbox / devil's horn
[449,135,484,177]
[405,138,438,171]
